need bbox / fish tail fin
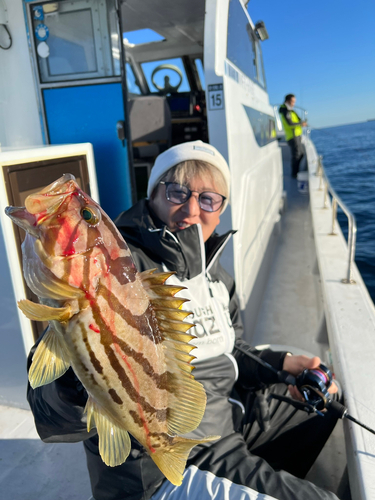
[151,435,220,486]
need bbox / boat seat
[128,95,172,159]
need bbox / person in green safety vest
[279,94,307,178]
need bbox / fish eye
[80,206,100,226]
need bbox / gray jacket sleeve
[215,263,289,387]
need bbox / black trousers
[190,383,340,500]
[241,383,340,478]
[288,135,304,177]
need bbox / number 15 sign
[208,84,224,110]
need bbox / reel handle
[294,365,375,435]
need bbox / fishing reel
[295,364,332,412]
[285,363,375,435]
[234,344,375,435]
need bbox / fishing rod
[234,344,375,435]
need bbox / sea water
[311,121,375,302]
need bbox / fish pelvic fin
[152,435,221,486]
[29,325,71,389]
[18,299,74,322]
[86,397,131,467]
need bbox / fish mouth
[5,174,80,236]
[5,206,39,237]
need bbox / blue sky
[248,0,375,128]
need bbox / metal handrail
[315,156,357,284]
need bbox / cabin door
[27,0,133,219]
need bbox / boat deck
[252,144,328,359]
[0,142,349,499]
[0,406,92,500]
[250,142,349,498]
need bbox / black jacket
[27,200,288,500]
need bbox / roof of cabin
[121,0,205,62]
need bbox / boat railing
[315,155,357,284]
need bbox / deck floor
[251,143,328,359]
[251,142,349,498]
[0,405,92,500]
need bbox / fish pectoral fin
[29,325,71,389]
[152,435,221,486]
[18,299,73,322]
[85,397,131,467]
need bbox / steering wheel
[151,64,183,94]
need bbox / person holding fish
[19,141,340,500]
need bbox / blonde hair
[159,160,228,200]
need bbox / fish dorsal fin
[86,397,131,467]
[29,325,71,389]
[141,269,207,436]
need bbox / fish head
[6,174,105,255]
[26,173,105,256]
[6,173,134,296]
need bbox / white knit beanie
[147,140,230,212]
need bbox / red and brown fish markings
[5,174,219,486]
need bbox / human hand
[283,354,338,401]
[302,121,308,127]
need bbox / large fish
[5,174,218,485]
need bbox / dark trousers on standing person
[288,135,304,178]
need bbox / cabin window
[227,0,266,88]
[123,28,165,46]
[194,58,206,90]
[243,106,277,146]
[141,58,191,94]
[41,9,98,79]
[126,63,142,95]
[255,41,266,88]
[33,0,121,83]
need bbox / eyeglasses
[160,182,226,213]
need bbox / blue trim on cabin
[43,83,132,219]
